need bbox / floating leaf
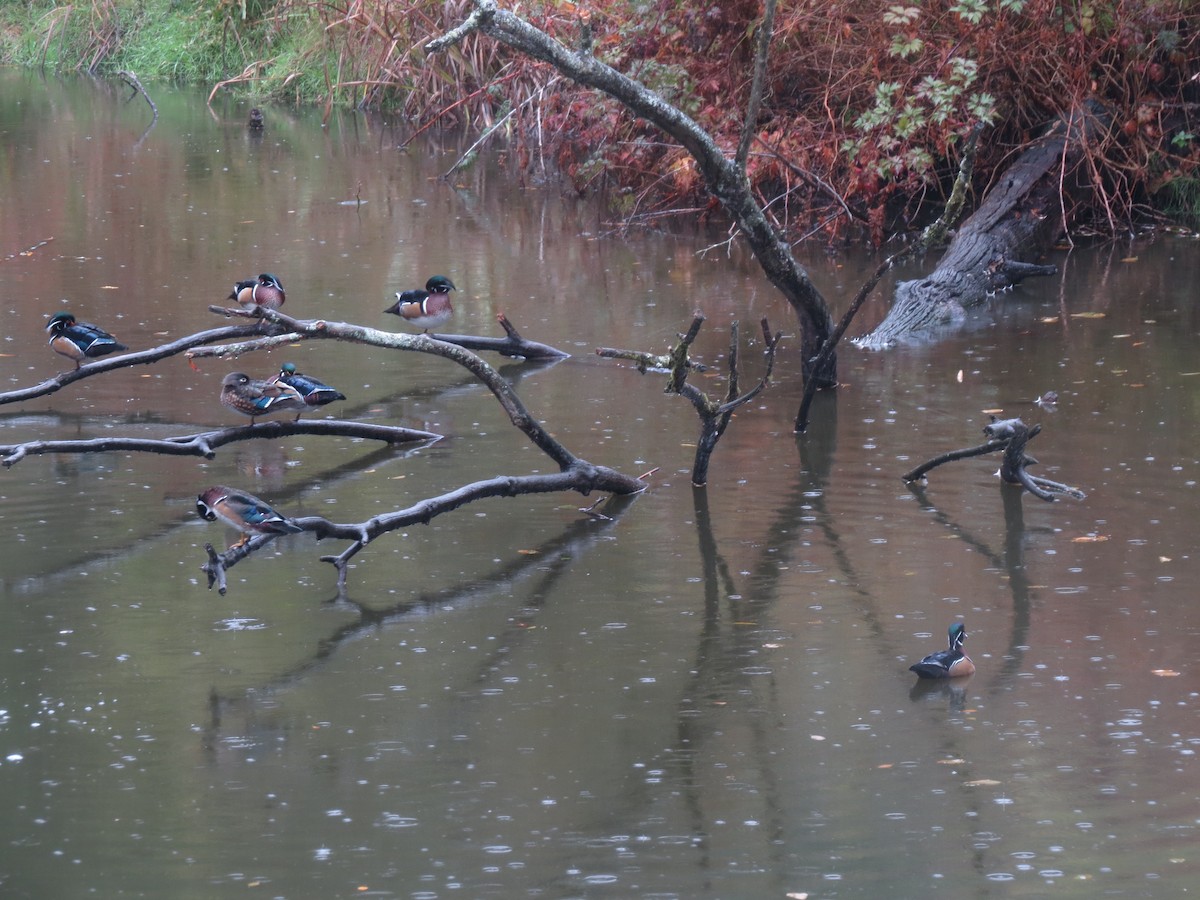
[938,758,965,765]
[966,778,1002,786]
[1039,316,1059,323]
[982,408,1004,415]
[1120,256,1138,263]
[1071,535,1108,543]
[1152,669,1181,677]
[810,734,826,741]
[956,369,963,383]
[786,893,810,899]
[1070,312,1107,319]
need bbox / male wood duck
[45,312,127,368]
[228,273,286,310]
[220,371,307,424]
[909,623,975,679]
[274,362,346,416]
[197,485,303,549]
[384,275,456,331]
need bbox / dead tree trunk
[428,0,837,387]
[855,101,1110,349]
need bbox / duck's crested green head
[425,275,456,293]
[949,622,967,648]
[46,311,76,331]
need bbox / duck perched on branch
[385,275,456,331]
[273,362,346,418]
[45,312,127,368]
[220,372,306,424]
[228,273,286,311]
[197,486,302,549]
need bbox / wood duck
[220,371,307,424]
[273,362,346,417]
[248,108,264,130]
[384,275,456,331]
[45,312,127,368]
[909,623,975,679]
[228,273,286,310]
[196,485,303,549]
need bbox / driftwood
[856,102,1110,349]
[597,315,781,487]
[903,417,1085,502]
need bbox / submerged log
[855,101,1110,349]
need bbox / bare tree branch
[0,420,439,468]
[202,466,644,594]
[427,0,836,386]
[597,315,781,487]
[736,0,776,174]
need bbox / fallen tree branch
[0,420,439,468]
[201,464,644,593]
[190,307,591,471]
[903,417,1085,501]
[186,307,648,587]
[428,313,570,359]
[118,71,157,121]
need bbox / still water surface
[0,72,1199,898]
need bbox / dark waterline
[0,71,1199,898]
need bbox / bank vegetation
[2,0,1197,239]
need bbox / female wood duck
[220,371,307,424]
[909,623,975,679]
[45,312,127,368]
[384,275,456,331]
[274,362,346,416]
[197,485,303,549]
[228,273,286,310]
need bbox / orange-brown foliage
[278,1,1200,241]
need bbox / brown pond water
[1,71,1199,899]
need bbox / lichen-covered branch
[903,417,1085,502]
